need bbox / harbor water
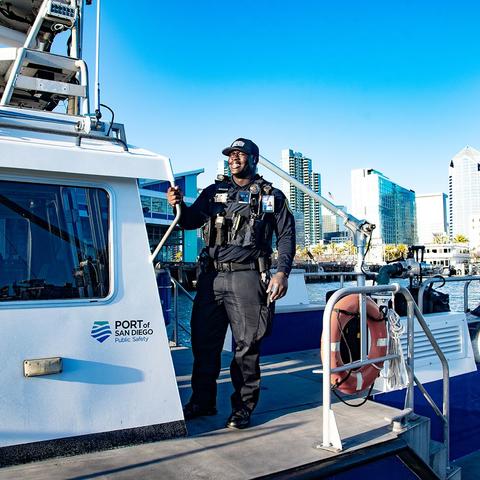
[169,278,480,347]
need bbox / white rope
[382,308,408,391]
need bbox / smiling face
[228,150,251,178]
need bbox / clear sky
[77,0,480,208]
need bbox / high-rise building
[280,149,322,247]
[351,168,417,245]
[217,158,229,176]
[416,193,448,244]
[322,205,350,243]
[448,145,480,240]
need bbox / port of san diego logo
[91,321,112,343]
[91,320,154,344]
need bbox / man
[167,138,295,429]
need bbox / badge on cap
[262,195,275,212]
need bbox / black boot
[226,407,251,429]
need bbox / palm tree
[453,234,469,244]
[384,244,408,262]
[310,243,325,260]
[433,233,449,244]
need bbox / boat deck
[0,349,411,479]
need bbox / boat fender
[321,294,387,395]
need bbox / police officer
[167,138,295,429]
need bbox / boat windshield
[0,180,110,302]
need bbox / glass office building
[449,145,480,240]
[351,169,417,245]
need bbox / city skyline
[68,2,480,210]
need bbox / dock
[0,349,435,479]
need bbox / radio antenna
[94,0,101,119]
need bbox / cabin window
[0,180,110,302]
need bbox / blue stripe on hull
[374,366,480,459]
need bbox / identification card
[262,195,275,212]
[214,193,228,203]
[238,191,251,204]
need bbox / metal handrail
[149,190,181,263]
[171,277,193,346]
[399,286,450,467]
[417,275,480,313]
[321,284,451,476]
[321,284,399,451]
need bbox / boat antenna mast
[93,0,102,121]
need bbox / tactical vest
[203,175,275,250]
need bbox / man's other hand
[266,272,288,303]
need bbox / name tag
[262,195,275,212]
[238,191,251,204]
[214,193,228,203]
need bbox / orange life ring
[321,294,387,395]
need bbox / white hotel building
[415,193,448,244]
[449,145,480,240]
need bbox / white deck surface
[0,349,407,479]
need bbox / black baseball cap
[222,138,259,158]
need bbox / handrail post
[172,280,178,346]
[339,274,344,288]
[405,298,415,411]
[464,281,471,312]
[322,288,333,448]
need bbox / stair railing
[320,284,451,478]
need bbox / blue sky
[77,1,480,207]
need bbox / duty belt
[213,258,270,273]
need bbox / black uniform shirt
[177,175,296,276]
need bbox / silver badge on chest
[214,192,228,203]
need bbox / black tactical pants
[189,269,274,412]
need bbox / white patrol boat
[0,0,184,464]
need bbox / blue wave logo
[91,321,112,343]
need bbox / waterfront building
[322,205,351,244]
[280,149,322,247]
[449,145,480,240]
[424,243,470,275]
[351,168,417,245]
[469,215,480,249]
[139,169,204,263]
[416,193,448,244]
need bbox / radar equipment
[0,0,95,127]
